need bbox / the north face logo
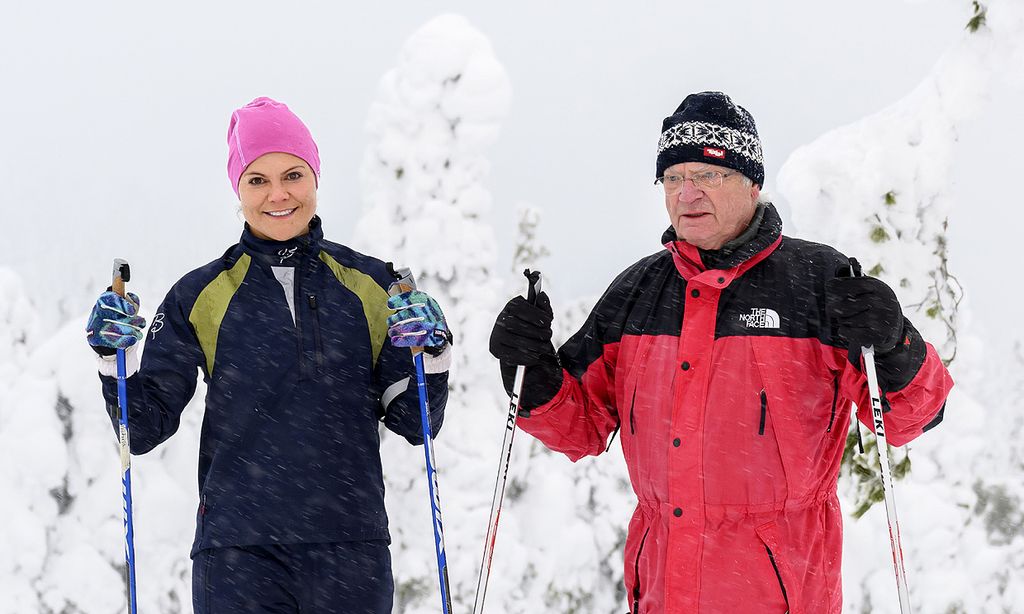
[739,308,780,329]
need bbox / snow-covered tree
[356,17,638,612]
[778,1,1024,610]
[353,13,517,613]
[0,266,203,613]
[509,204,550,277]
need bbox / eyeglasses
[655,170,737,194]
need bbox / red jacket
[517,206,952,613]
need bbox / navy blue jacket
[100,217,447,556]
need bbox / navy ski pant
[192,540,393,613]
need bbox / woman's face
[238,152,317,241]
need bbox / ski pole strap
[387,262,417,294]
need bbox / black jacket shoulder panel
[714,235,849,347]
[560,249,685,379]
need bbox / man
[488,91,953,613]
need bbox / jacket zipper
[758,389,767,436]
[308,294,324,373]
[629,387,638,435]
[607,386,638,452]
[199,494,207,541]
[765,545,790,608]
[294,259,306,379]
[631,527,651,613]
[826,378,839,433]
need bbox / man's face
[662,162,760,250]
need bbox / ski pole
[846,258,912,613]
[472,269,542,614]
[387,266,453,614]
[112,258,139,614]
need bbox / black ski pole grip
[523,269,542,305]
[112,259,130,298]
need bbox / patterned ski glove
[825,273,925,391]
[387,290,453,353]
[86,290,147,356]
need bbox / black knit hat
[656,91,764,187]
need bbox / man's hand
[825,275,904,357]
[489,292,556,366]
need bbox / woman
[86,97,451,613]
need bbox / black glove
[825,274,904,354]
[490,292,556,365]
[826,271,925,391]
[489,292,564,414]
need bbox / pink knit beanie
[226,97,321,196]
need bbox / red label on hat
[704,147,726,159]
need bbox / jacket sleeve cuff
[422,344,452,374]
[874,317,927,392]
[499,354,564,415]
[518,372,573,418]
[97,345,140,378]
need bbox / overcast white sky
[2,0,1020,350]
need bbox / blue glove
[387,291,451,350]
[86,291,147,356]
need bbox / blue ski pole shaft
[389,267,452,614]
[414,351,453,614]
[112,259,139,614]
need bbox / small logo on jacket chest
[739,307,780,329]
[277,247,298,264]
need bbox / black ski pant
[192,540,393,613]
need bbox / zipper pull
[308,294,318,309]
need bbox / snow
[2,3,1023,613]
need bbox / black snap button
[673,508,682,517]
[681,361,690,371]
[717,277,725,284]
[691,289,700,298]
[673,438,681,447]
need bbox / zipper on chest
[291,257,323,379]
[293,264,306,378]
[307,293,324,372]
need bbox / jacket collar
[239,215,324,267]
[662,203,783,281]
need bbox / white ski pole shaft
[846,257,912,613]
[472,269,542,614]
[862,346,912,614]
